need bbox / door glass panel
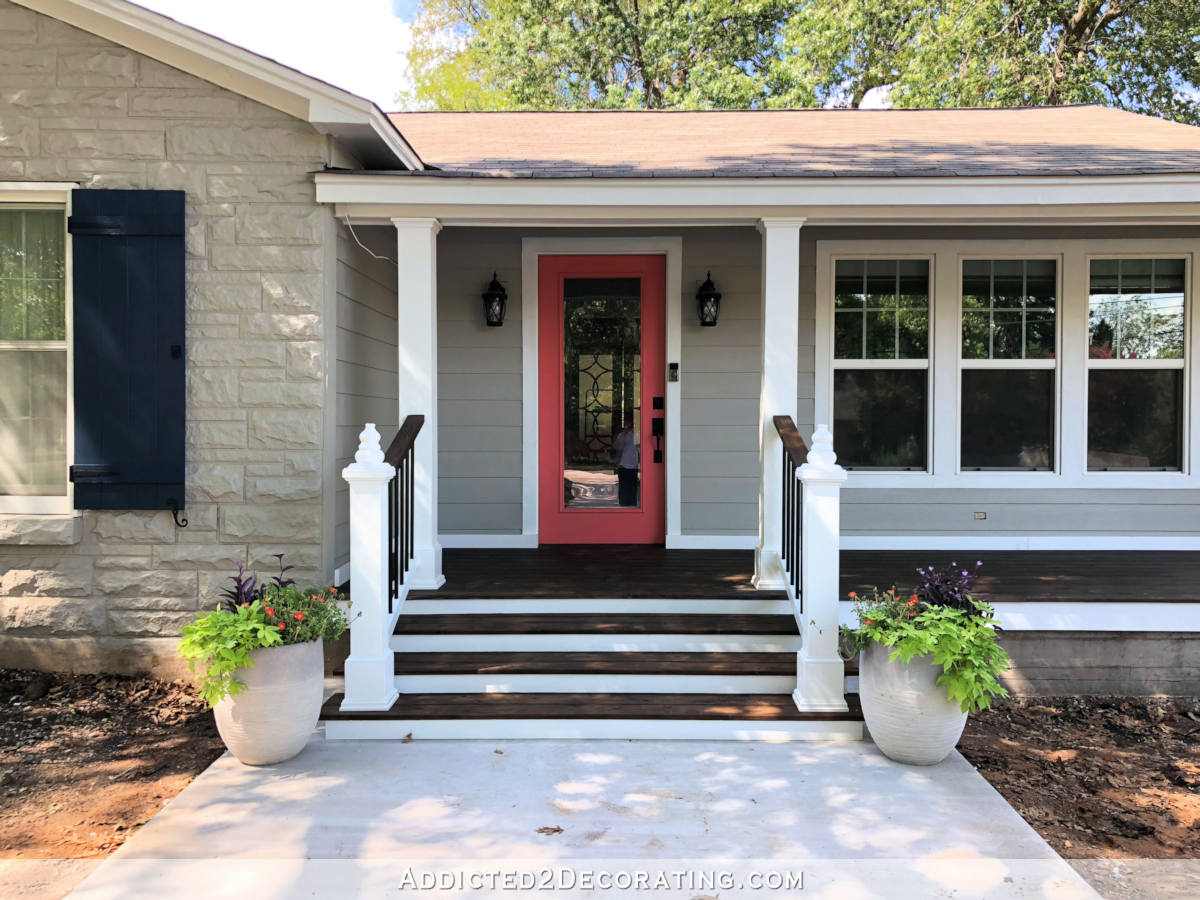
[562,277,641,509]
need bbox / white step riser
[402,598,794,615]
[326,719,863,742]
[393,673,797,694]
[390,634,804,653]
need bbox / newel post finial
[806,424,838,469]
[355,423,385,465]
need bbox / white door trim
[520,237,684,546]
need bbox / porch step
[402,597,794,615]
[392,651,804,694]
[389,612,803,653]
[393,613,799,635]
[321,691,864,741]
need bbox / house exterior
[3,0,1200,737]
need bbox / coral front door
[538,255,666,544]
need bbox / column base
[792,654,849,713]
[341,657,399,712]
[406,544,445,591]
[752,546,786,590]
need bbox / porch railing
[385,415,423,612]
[773,415,807,606]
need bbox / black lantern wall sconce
[696,272,721,326]
[482,272,507,326]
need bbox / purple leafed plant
[219,562,261,613]
[269,553,295,591]
[914,560,983,612]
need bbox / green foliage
[403,0,1200,125]
[402,0,793,110]
[178,581,351,707]
[178,600,282,707]
[841,588,1011,714]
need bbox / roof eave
[14,0,425,171]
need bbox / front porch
[412,546,1200,603]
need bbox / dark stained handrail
[385,415,424,467]
[772,415,807,604]
[773,415,809,469]
[385,415,424,611]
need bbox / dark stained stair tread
[393,613,799,636]
[408,547,773,600]
[322,692,862,721]
[393,651,811,676]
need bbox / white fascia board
[315,171,1200,221]
[14,0,422,171]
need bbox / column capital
[756,217,807,234]
[390,216,442,234]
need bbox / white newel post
[754,218,805,589]
[393,217,445,589]
[794,425,849,712]
[341,423,399,712]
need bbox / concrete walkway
[67,735,1096,899]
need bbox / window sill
[0,513,84,546]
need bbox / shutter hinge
[69,464,120,481]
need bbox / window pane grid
[835,259,929,361]
[961,259,1056,361]
[1088,258,1185,361]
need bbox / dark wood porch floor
[411,547,1200,602]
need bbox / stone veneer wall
[0,0,337,676]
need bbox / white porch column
[341,424,398,712]
[754,217,805,589]
[794,425,849,712]
[392,217,444,589]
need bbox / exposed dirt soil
[960,695,1200,859]
[0,669,223,859]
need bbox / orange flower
[909,594,918,602]
[293,611,305,621]
[908,597,919,607]
[864,618,873,626]
[887,589,895,596]
[848,592,857,599]
[264,607,275,618]
[277,622,286,630]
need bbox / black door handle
[651,417,664,463]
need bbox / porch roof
[385,105,1200,179]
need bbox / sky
[134,0,418,110]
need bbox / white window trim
[1083,252,1192,475]
[827,252,935,473]
[0,183,75,515]
[816,238,1198,489]
[954,253,1063,475]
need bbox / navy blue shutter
[69,189,186,511]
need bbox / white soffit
[316,172,1200,225]
[13,0,423,170]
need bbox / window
[960,259,1057,470]
[1087,258,1186,470]
[833,259,929,469]
[0,208,68,502]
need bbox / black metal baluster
[387,472,398,613]
[406,444,414,575]
[794,472,802,609]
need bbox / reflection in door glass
[563,277,641,509]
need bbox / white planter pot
[859,642,968,766]
[213,640,324,766]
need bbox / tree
[402,0,793,109]
[402,0,1200,125]
[774,0,1200,123]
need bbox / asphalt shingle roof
[384,106,1200,178]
